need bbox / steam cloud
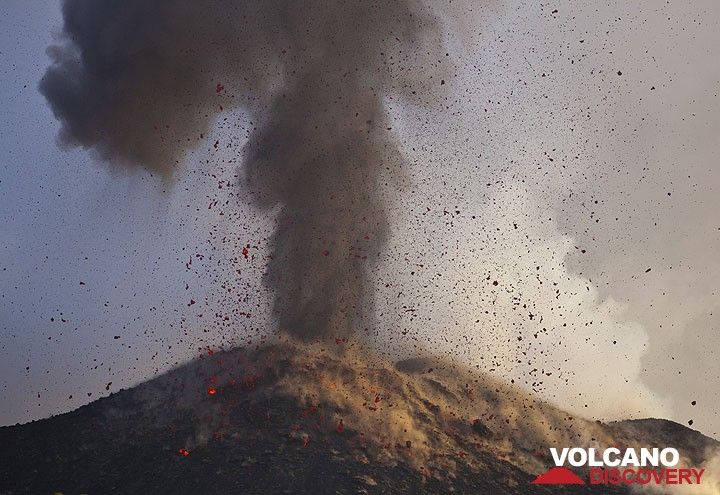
[41,0,441,339]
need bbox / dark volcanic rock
[0,339,714,494]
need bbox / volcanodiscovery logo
[531,447,706,486]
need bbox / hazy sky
[1,0,719,439]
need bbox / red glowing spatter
[322,250,330,256]
[178,448,190,456]
[207,386,217,396]
[215,83,224,93]
[207,347,214,356]
[302,435,311,448]
[336,419,345,433]
[302,405,318,417]
[242,245,250,259]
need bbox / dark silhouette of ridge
[1,339,715,494]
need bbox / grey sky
[1,0,719,439]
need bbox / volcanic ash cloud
[40,0,443,339]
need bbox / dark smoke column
[245,77,399,339]
[40,0,441,339]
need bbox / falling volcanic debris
[40,0,443,339]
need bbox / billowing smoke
[40,0,442,339]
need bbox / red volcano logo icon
[531,467,586,485]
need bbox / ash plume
[40,0,442,339]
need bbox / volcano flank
[1,337,717,494]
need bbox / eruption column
[40,0,441,339]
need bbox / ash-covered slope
[1,338,716,494]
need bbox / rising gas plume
[40,0,442,339]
